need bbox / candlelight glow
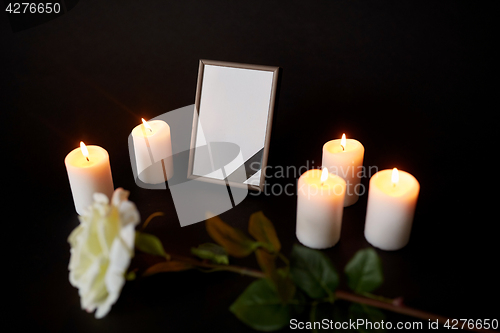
[321,167,329,183]
[141,118,152,132]
[340,133,346,151]
[392,168,399,185]
[80,141,89,161]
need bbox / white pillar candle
[65,142,114,215]
[364,168,420,251]
[322,134,365,207]
[131,119,173,184]
[296,168,346,249]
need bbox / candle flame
[321,167,329,183]
[340,133,346,151]
[80,141,89,161]
[141,118,153,132]
[392,168,399,186]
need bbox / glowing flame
[392,168,399,186]
[321,167,329,183]
[80,141,89,161]
[340,133,346,151]
[141,118,152,132]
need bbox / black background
[1,0,497,332]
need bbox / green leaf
[206,215,259,257]
[230,278,291,331]
[249,211,281,253]
[143,261,193,276]
[191,243,229,265]
[273,272,296,304]
[349,303,386,333]
[255,248,277,276]
[135,231,167,257]
[255,248,295,302]
[344,248,383,294]
[289,244,339,300]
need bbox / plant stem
[157,255,495,333]
[335,290,494,333]
[168,253,266,279]
[359,291,396,304]
[141,212,165,231]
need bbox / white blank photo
[193,65,274,179]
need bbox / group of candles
[65,120,419,252]
[64,119,173,215]
[296,134,420,251]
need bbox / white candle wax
[364,168,420,251]
[296,168,346,249]
[65,143,114,215]
[322,134,365,207]
[131,119,173,184]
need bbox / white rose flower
[68,188,140,318]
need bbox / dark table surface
[2,0,497,332]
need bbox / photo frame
[188,59,280,191]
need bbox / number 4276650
[5,3,61,14]
[443,319,498,330]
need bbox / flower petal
[118,201,140,227]
[93,193,109,205]
[120,223,136,251]
[111,188,129,207]
[68,188,138,319]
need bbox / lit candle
[364,168,420,251]
[296,167,346,249]
[131,118,173,184]
[65,142,114,215]
[322,134,365,206]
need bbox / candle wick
[341,145,345,151]
[86,157,89,162]
[148,128,152,133]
